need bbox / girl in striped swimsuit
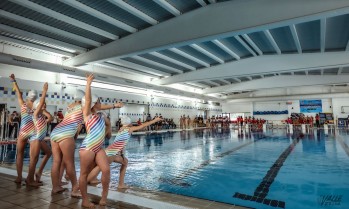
[87,116,162,189]
[80,74,123,208]
[50,89,84,196]
[10,74,47,187]
[32,100,53,184]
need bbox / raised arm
[100,102,124,110]
[9,74,24,106]
[130,117,162,132]
[83,74,94,121]
[34,83,48,118]
[42,109,53,123]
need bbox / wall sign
[300,100,322,113]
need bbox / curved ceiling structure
[1,0,349,101]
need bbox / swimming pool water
[1,128,348,209]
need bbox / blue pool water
[1,129,349,209]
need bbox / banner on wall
[300,100,322,113]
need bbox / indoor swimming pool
[0,129,348,209]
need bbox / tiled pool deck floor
[0,166,248,209]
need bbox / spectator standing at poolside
[315,114,320,128]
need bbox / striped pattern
[80,112,106,153]
[33,114,47,141]
[18,103,35,140]
[50,104,83,143]
[105,128,130,156]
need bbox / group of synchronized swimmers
[9,74,162,208]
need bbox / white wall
[222,102,252,113]
[332,98,349,119]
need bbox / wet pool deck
[0,166,248,209]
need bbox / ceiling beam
[290,24,302,53]
[132,56,183,74]
[320,18,326,53]
[196,0,207,6]
[203,75,349,94]
[190,44,224,64]
[100,62,160,78]
[205,80,221,86]
[63,0,349,66]
[264,30,281,54]
[180,83,204,90]
[108,58,171,76]
[59,0,137,33]
[0,35,73,57]
[0,24,86,53]
[0,10,100,47]
[188,82,211,88]
[155,52,349,85]
[233,78,242,83]
[149,52,196,71]
[107,0,158,25]
[234,36,257,56]
[169,48,210,67]
[10,0,118,40]
[153,0,181,16]
[242,34,263,55]
[212,39,240,60]
[219,79,231,85]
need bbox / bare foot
[25,179,42,187]
[14,177,22,184]
[71,190,82,199]
[117,184,129,189]
[51,187,67,194]
[99,199,107,206]
[82,200,95,208]
[35,172,42,184]
[88,179,101,185]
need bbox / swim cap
[121,116,131,125]
[81,94,99,107]
[74,89,85,102]
[33,99,42,110]
[27,90,37,101]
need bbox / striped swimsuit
[18,103,36,141]
[50,104,83,143]
[33,114,47,141]
[80,112,106,153]
[105,129,130,156]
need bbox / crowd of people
[285,114,321,128]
